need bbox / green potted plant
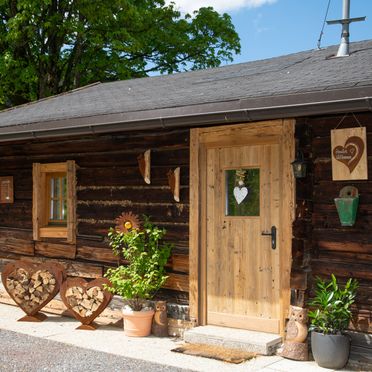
[308,274,358,369]
[105,213,172,337]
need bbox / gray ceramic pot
[311,331,350,369]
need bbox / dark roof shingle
[0,40,372,134]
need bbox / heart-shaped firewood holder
[1,260,65,322]
[60,277,113,330]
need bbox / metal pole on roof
[339,0,351,56]
[327,0,366,57]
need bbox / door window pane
[225,168,260,216]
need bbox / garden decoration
[152,301,168,337]
[115,211,140,233]
[1,260,64,321]
[60,277,113,330]
[167,167,180,202]
[334,186,359,226]
[233,169,249,204]
[309,274,358,369]
[137,149,151,184]
[331,125,368,180]
[281,306,308,361]
[105,213,173,337]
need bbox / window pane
[48,174,67,223]
[51,200,61,220]
[62,177,67,198]
[62,200,67,221]
[54,176,60,197]
[50,178,55,198]
[225,168,260,216]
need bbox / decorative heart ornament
[333,136,364,173]
[1,261,64,321]
[60,277,113,330]
[233,186,248,204]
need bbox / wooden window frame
[33,161,76,244]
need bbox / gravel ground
[0,329,193,372]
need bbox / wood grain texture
[331,127,368,180]
[191,120,293,333]
[293,113,372,333]
[0,129,190,302]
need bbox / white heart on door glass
[233,186,248,205]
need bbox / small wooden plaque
[331,127,368,181]
[0,176,14,204]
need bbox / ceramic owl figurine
[151,301,168,337]
[285,306,308,343]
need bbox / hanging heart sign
[333,136,364,173]
[233,186,248,205]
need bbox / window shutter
[66,160,76,244]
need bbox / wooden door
[206,143,280,333]
[189,120,295,335]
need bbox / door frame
[189,119,296,335]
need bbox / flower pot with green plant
[105,213,172,337]
[308,274,358,369]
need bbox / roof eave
[0,86,372,142]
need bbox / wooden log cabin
[0,40,371,353]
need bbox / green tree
[0,0,240,107]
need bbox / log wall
[291,112,372,333]
[1,114,371,328]
[0,128,190,304]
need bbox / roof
[0,40,372,141]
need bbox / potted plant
[105,213,172,337]
[308,274,358,369]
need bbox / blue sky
[168,0,372,64]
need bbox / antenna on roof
[327,0,365,57]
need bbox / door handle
[261,226,277,250]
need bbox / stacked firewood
[65,286,105,317]
[6,268,56,313]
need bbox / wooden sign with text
[0,176,14,203]
[331,127,368,180]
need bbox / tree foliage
[0,0,240,107]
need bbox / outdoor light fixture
[291,151,307,178]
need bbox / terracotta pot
[122,308,155,337]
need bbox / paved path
[0,303,358,372]
[0,328,189,372]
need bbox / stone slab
[184,325,282,355]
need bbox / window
[47,173,67,224]
[33,161,76,243]
[225,168,260,216]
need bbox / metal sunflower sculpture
[115,212,140,234]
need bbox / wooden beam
[35,241,76,260]
[189,128,200,322]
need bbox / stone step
[183,325,282,356]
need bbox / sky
[167,0,372,64]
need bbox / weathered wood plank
[77,166,189,187]
[21,256,103,278]
[35,241,76,260]
[163,273,189,292]
[77,186,190,204]
[76,246,118,264]
[0,235,34,256]
[170,254,189,273]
